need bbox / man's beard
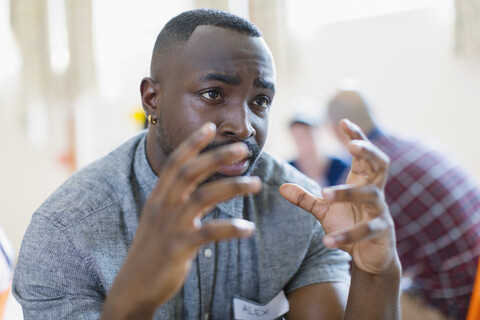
[201,139,262,180]
[154,121,262,180]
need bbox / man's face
[153,25,276,178]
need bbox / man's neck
[145,129,169,176]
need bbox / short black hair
[151,8,262,76]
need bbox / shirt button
[204,248,213,258]
[204,313,210,320]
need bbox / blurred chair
[467,258,480,320]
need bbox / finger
[348,158,373,184]
[323,216,388,248]
[183,176,262,221]
[322,185,384,209]
[339,118,368,142]
[155,122,216,195]
[348,141,390,189]
[279,183,328,222]
[348,140,389,174]
[193,218,256,245]
[167,142,251,204]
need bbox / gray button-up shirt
[13,132,350,319]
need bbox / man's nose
[217,103,255,141]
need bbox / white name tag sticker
[233,290,289,320]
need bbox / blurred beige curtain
[65,0,97,98]
[249,0,293,78]
[10,0,52,116]
[455,0,480,58]
[63,0,96,170]
[10,0,97,171]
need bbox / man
[288,114,349,187]
[13,9,401,319]
[327,86,480,319]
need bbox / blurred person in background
[0,226,14,319]
[288,114,348,187]
[327,84,480,320]
[12,9,402,319]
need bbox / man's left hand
[280,119,397,275]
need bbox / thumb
[279,183,328,222]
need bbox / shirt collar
[134,132,158,200]
[216,195,244,218]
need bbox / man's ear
[140,77,160,115]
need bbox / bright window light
[0,0,21,80]
[286,0,450,31]
[48,0,70,73]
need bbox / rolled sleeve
[13,213,104,319]
[285,222,351,294]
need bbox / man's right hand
[101,122,261,319]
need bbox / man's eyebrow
[198,73,242,85]
[254,78,275,93]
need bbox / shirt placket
[198,211,217,320]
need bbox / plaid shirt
[369,129,480,319]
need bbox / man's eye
[201,90,222,100]
[252,96,270,108]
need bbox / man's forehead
[182,26,275,76]
[185,25,271,59]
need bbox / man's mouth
[217,158,251,176]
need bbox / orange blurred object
[467,258,480,320]
[0,287,10,319]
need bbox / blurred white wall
[269,1,480,180]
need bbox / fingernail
[200,122,215,136]
[240,176,262,191]
[322,188,335,201]
[231,218,256,232]
[323,236,335,248]
[232,142,249,155]
[334,234,345,243]
[251,176,262,189]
